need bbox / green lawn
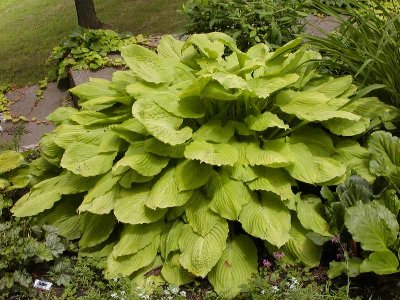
[0,0,186,87]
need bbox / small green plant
[322,131,400,282]
[0,86,12,122]
[307,0,400,107]
[11,33,398,298]
[239,262,350,299]
[36,77,48,101]
[49,29,148,82]
[181,0,308,50]
[0,150,70,299]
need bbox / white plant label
[33,279,52,290]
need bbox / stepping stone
[305,15,344,37]
[1,82,72,149]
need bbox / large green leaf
[308,76,353,98]
[360,250,399,275]
[192,120,235,143]
[12,172,95,217]
[146,168,193,209]
[207,172,255,220]
[112,221,164,257]
[39,198,82,240]
[121,44,167,84]
[336,175,372,207]
[208,235,258,299]
[333,140,375,183]
[144,138,186,158]
[79,172,120,214]
[282,218,322,267]
[184,33,225,59]
[285,142,346,185]
[132,99,192,146]
[185,191,221,236]
[345,202,399,251]
[328,258,362,278]
[369,131,400,188]
[160,220,185,259]
[52,124,107,149]
[247,167,294,200]
[114,187,166,224]
[69,110,130,126]
[322,117,370,137]
[179,220,228,277]
[106,237,160,278]
[297,195,331,237]
[360,249,399,275]
[70,78,120,101]
[79,185,118,215]
[184,140,239,166]
[161,252,194,286]
[157,35,184,60]
[276,90,360,122]
[79,213,116,249]
[247,73,299,98]
[174,159,213,191]
[113,142,169,177]
[61,143,116,177]
[239,192,291,247]
[245,112,289,131]
[0,151,24,174]
[245,141,293,168]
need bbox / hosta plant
[11,33,398,298]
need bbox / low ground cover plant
[324,131,400,279]
[49,29,148,82]
[10,33,399,298]
[0,151,68,298]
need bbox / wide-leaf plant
[11,33,398,298]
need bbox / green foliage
[11,33,396,298]
[51,257,136,300]
[0,151,71,298]
[181,0,308,50]
[307,0,400,107]
[323,132,400,279]
[49,29,148,82]
[239,263,350,299]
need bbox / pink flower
[272,251,285,260]
[331,235,340,244]
[262,259,272,268]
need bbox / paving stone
[1,82,71,149]
[69,67,121,88]
[305,15,344,37]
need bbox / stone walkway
[0,16,343,150]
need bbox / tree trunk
[74,0,102,29]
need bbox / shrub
[307,0,400,107]
[181,0,308,50]
[11,33,398,298]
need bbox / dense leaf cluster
[0,151,68,298]
[324,131,400,278]
[181,0,307,50]
[11,33,398,298]
[49,29,148,82]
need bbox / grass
[0,0,186,87]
